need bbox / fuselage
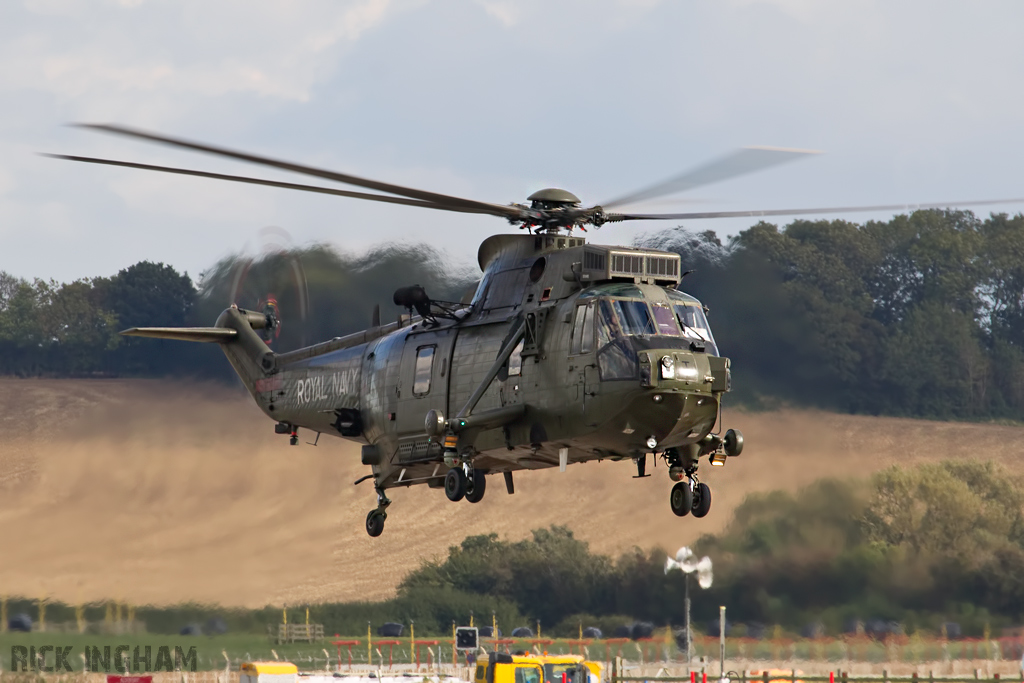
[215,234,733,494]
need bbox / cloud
[3,0,1024,282]
[474,1,520,27]
[2,0,399,113]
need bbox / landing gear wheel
[724,429,744,457]
[692,482,712,518]
[365,509,386,537]
[670,482,693,517]
[465,470,487,503]
[444,467,467,502]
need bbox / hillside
[2,378,1024,608]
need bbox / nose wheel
[668,478,712,518]
[670,481,693,517]
[692,482,711,517]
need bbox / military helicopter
[49,125,1024,536]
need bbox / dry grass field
[2,377,1024,608]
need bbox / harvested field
[2,377,1023,608]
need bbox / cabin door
[396,328,455,436]
[568,299,599,411]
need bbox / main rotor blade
[609,197,1024,222]
[43,154,486,214]
[73,123,522,220]
[602,146,819,209]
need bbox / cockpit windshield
[650,303,681,336]
[611,300,656,336]
[599,296,715,345]
[674,303,714,343]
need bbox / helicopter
[49,125,1024,536]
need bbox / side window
[571,305,586,355]
[515,667,542,683]
[597,299,618,348]
[580,303,595,353]
[508,339,524,376]
[570,303,595,355]
[413,346,435,395]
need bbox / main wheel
[365,510,386,537]
[444,467,467,502]
[465,470,487,503]
[692,482,712,518]
[670,481,693,517]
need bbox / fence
[613,671,1024,683]
[274,624,325,643]
[684,637,1024,665]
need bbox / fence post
[883,670,888,683]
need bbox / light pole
[664,546,713,667]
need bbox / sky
[3,0,1024,283]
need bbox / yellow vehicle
[474,652,603,683]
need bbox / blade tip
[70,122,121,133]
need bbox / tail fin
[121,307,276,392]
[120,327,237,343]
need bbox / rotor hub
[527,187,581,210]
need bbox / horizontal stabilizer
[120,327,238,343]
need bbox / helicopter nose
[640,350,712,389]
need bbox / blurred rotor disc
[228,226,309,347]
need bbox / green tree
[101,261,198,374]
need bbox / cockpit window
[597,299,617,347]
[612,300,656,336]
[570,303,596,355]
[674,304,714,344]
[650,303,681,336]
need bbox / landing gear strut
[663,446,712,519]
[365,486,391,537]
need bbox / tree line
[0,244,473,378]
[5,208,1024,421]
[393,460,1024,638]
[6,460,1021,636]
[642,209,1024,419]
